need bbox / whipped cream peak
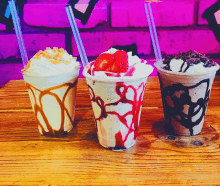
[103,48,118,54]
[22,47,80,76]
[104,48,142,66]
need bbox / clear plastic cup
[83,63,152,150]
[23,69,79,136]
[155,63,219,136]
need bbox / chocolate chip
[200,56,207,62]
[163,50,216,70]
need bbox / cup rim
[83,62,152,83]
[83,71,149,83]
[154,62,219,77]
[22,66,80,78]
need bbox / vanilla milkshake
[83,48,153,150]
[22,47,80,136]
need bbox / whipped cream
[168,59,218,74]
[163,51,219,74]
[87,48,153,79]
[22,47,80,76]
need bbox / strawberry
[94,53,114,71]
[94,50,128,73]
[112,50,128,73]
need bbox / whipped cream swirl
[22,47,80,76]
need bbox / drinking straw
[65,5,88,67]
[8,0,29,67]
[144,3,163,66]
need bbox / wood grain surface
[0,77,220,185]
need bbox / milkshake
[155,51,219,136]
[22,47,80,136]
[83,48,153,150]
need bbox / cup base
[165,120,202,136]
[41,131,68,137]
[99,140,136,151]
[173,130,201,136]
[38,124,74,137]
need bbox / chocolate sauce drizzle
[158,73,210,135]
[163,51,216,72]
[26,79,78,135]
[88,81,146,149]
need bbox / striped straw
[144,3,163,66]
[65,5,88,67]
[8,0,28,67]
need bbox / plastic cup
[83,63,151,150]
[155,63,219,136]
[22,69,79,136]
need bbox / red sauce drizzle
[88,81,146,149]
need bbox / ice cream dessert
[155,50,219,136]
[163,50,219,74]
[22,47,80,136]
[83,48,153,150]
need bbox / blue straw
[9,0,28,67]
[144,3,162,66]
[148,3,162,62]
[145,3,159,62]
[65,5,88,67]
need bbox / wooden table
[0,77,220,185]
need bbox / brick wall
[0,0,220,61]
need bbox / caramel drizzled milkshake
[22,47,80,136]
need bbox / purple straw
[8,0,28,67]
[144,3,163,66]
[65,5,88,67]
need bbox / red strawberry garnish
[112,50,128,73]
[93,50,128,73]
[94,53,114,71]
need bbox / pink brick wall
[0,0,220,60]
[0,33,66,60]
[0,34,20,59]
[159,30,220,55]
[72,31,151,56]
[23,34,66,58]
[159,30,194,55]
[192,30,220,54]
[23,2,107,29]
[111,1,194,27]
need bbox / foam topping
[22,47,80,76]
[163,51,218,74]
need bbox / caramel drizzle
[26,79,78,134]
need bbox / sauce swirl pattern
[26,79,78,135]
